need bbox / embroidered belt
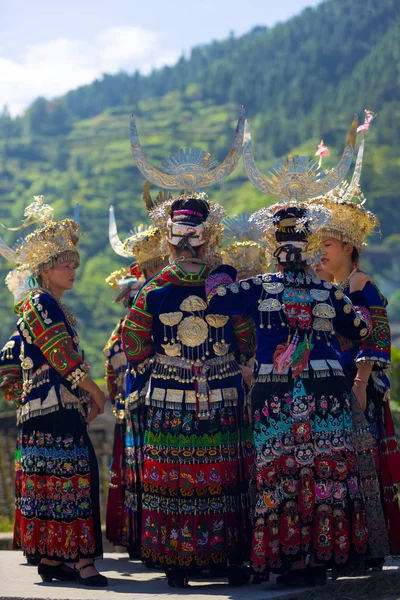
[147,385,238,412]
[256,359,344,383]
[152,352,242,383]
[149,353,241,418]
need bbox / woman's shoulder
[350,270,374,293]
[132,269,175,312]
[18,289,65,325]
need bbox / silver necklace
[337,268,358,291]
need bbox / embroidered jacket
[16,290,89,422]
[206,266,372,383]
[332,280,391,398]
[0,331,23,406]
[341,282,391,370]
[121,264,256,415]
[103,320,127,423]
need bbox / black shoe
[252,573,269,584]
[128,546,138,560]
[74,563,108,587]
[366,557,384,571]
[165,568,189,588]
[38,562,76,582]
[308,567,327,587]
[276,568,309,586]
[27,556,41,566]
[227,565,251,586]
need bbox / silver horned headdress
[130,106,246,193]
[243,116,358,201]
[109,183,170,270]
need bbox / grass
[0,516,13,533]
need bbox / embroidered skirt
[250,376,371,575]
[121,403,146,556]
[105,422,126,547]
[363,378,400,554]
[20,407,103,560]
[13,431,22,550]
[141,404,252,570]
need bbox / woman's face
[42,261,77,291]
[320,237,352,275]
[313,262,334,281]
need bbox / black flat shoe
[38,562,76,582]
[308,567,327,587]
[252,573,269,584]
[276,568,309,586]
[165,568,189,588]
[227,565,251,586]
[366,557,384,571]
[75,563,108,587]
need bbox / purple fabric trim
[205,272,235,303]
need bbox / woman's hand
[241,365,253,386]
[86,390,107,424]
[86,399,100,424]
[352,380,367,412]
[91,388,107,415]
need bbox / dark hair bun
[170,197,210,226]
[274,206,308,243]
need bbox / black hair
[169,197,210,256]
[170,197,210,226]
[274,206,308,244]
[351,247,359,267]
[273,206,308,268]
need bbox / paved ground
[0,552,399,600]
[0,552,304,600]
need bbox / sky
[0,0,321,115]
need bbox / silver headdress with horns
[243,117,358,201]
[245,116,359,265]
[109,205,132,259]
[310,126,379,250]
[109,183,170,271]
[222,213,261,244]
[129,106,245,192]
[221,213,268,277]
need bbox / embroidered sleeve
[206,266,260,315]
[20,293,88,388]
[121,304,154,366]
[104,322,127,412]
[231,315,257,360]
[329,287,372,342]
[350,282,391,369]
[0,334,23,405]
[103,323,123,404]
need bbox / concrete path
[0,552,399,600]
[0,551,303,600]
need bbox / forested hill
[0,0,400,378]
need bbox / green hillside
[0,0,400,379]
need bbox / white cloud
[0,27,180,115]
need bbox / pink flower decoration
[357,109,376,132]
[315,140,329,157]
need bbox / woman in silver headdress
[0,197,107,587]
[206,119,389,586]
[121,110,256,587]
[313,117,400,561]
